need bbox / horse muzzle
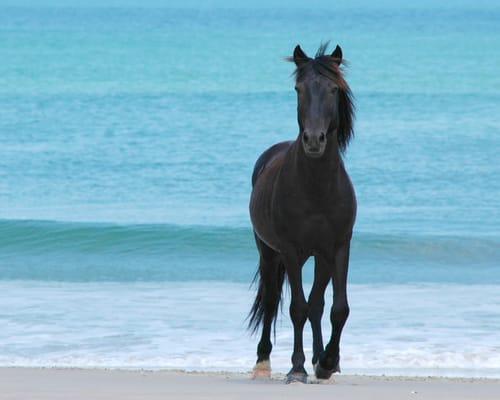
[302,131,327,158]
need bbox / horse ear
[331,45,343,65]
[293,45,309,66]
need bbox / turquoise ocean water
[0,1,499,377]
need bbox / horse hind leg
[249,235,284,379]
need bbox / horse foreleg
[308,257,330,366]
[315,241,351,380]
[283,252,308,384]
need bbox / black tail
[247,259,286,335]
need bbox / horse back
[251,141,293,187]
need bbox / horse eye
[294,86,299,92]
[332,87,339,93]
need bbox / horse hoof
[314,361,340,380]
[286,372,308,384]
[252,360,271,379]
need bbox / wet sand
[1,368,499,400]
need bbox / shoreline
[3,366,500,381]
[1,368,499,400]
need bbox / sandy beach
[1,368,499,400]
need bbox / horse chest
[272,188,355,254]
[300,214,334,245]
[275,206,338,251]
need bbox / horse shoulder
[251,141,293,187]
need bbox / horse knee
[330,300,349,325]
[308,298,325,322]
[290,299,308,326]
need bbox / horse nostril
[319,132,326,143]
[303,132,309,143]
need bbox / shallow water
[1,281,499,378]
[0,1,499,377]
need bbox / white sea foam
[0,281,499,378]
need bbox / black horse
[248,43,356,384]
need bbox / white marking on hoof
[252,360,271,379]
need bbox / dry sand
[1,368,499,400]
